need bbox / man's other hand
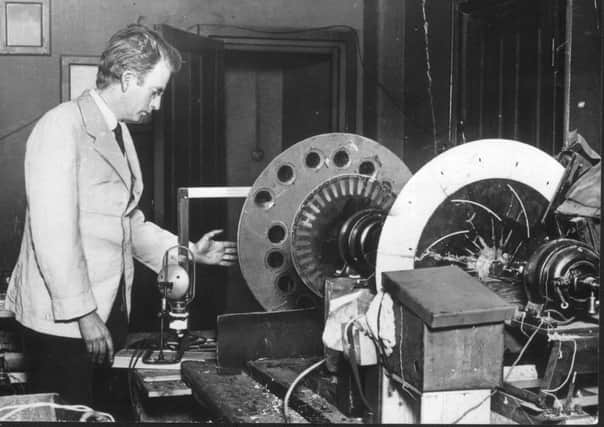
[77,311,114,365]
[192,229,238,267]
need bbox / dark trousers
[20,277,129,405]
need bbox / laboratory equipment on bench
[143,245,196,364]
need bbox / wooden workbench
[181,359,309,423]
[118,331,520,424]
[114,330,305,422]
[113,331,214,422]
[132,356,522,424]
[181,357,367,424]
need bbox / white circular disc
[375,139,565,290]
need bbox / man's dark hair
[96,24,182,89]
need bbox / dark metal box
[382,266,516,392]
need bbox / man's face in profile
[122,59,171,124]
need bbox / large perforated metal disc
[375,139,565,290]
[238,133,411,311]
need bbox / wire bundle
[0,402,115,422]
[125,337,154,421]
[451,318,546,424]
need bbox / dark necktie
[114,123,134,201]
[113,124,125,155]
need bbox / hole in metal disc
[268,224,287,244]
[305,151,322,169]
[359,161,376,175]
[254,190,274,209]
[266,251,285,269]
[276,274,296,294]
[333,149,350,168]
[277,164,295,184]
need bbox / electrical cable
[2,21,445,145]
[375,293,387,351]
[451,318,545,424]
[541,339,577,393]
[371,294,420,397]
[541,308,576,326]
[126,338,150,421]
[0,113,44,143]
[397,303,405,391]
[542,308,572,322]
[420,0,439,153]
[344,318,376,414]
[511,315,572,331]
[0,402,115,422]
[359,322,422,397]
[282,358,326,424]
[549,315,576,326]
[3,17,449,145]
[511,317,556,337]
[519,310,530,337]
[540,390,563,411]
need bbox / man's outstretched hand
[191,229,238,267]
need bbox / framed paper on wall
[60,55,99,102]
[0,0,50,55]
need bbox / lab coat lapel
[77,90,132,189]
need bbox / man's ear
[121,70,138,92]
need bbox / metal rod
[498,37,504,137]
[562,0,574,147]
[447,0,457,144]
[552,0,561,153]
[601,0,604,147]
[479,27,485,139]
[536,28,542,148]
[460,11,469,142]
[177,188,190,249]
[513,33,520,139]
[184,186,251,198]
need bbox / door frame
[192,24,358,133]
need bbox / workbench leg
[130,377,146,422]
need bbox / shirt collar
[90,89,118,131]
